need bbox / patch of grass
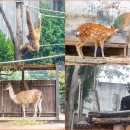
[10,119,42,126]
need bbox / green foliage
[30,2,64,65]
[0,30,14,61]
[74,66,98,109]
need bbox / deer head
[4,82,12,90]
[107,18,128,36]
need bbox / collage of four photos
[0,0,130,130]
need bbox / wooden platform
[65,33,129,56]
[65,56,130,65]
[88,111,130,125]
[65,32,129,65]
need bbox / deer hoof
[94,56,97,59]
[33,115,37,118]
[79,56,85,59]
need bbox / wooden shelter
[0,64,60,118]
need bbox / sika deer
[76,23,127,59]
[4,82,43,117]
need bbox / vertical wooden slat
[56,65,59,119]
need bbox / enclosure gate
[0,80,56,117]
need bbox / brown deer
[76,23,127,59]
[114,12,130,30]
[4,82,43,117]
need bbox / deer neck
[8,87,19,104]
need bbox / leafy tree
[0,30,14,62]
[29,2,64,65]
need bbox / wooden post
[77,78,83,121]
[56,65,59,119]
[1,81,4,117]
[127,29,130,57]
[16,2,23,59]
[112,94,120,111]
[78,79,81,121]
[22,70,24,92]
[80,82,83,121]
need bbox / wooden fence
[0,80,56,117]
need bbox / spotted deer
[4,82,43,117]
[76,23,128,59]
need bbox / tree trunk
[91,90,100,111]
[0,4,19,60]
[65,66,80,130]
[16,3,23,47]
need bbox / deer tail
[75,29,80,37]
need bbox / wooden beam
[56,65,59,119]
[89,110,130,118]
[0,64,56,71]
[92,117,130,124]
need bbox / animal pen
[0,64,59,119]
[0,1,65,62]
[65,1,130,65]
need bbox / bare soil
[0,122,65,130]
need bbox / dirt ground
[0,115,65,130]
[0,122,65,130]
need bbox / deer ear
[111,25,114,29]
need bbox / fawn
[76,23,127,59]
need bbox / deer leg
[22,104,26,117]
[76,42,85,59]
[94,42,98,58]
[33,102,38,117]
[80,47,85,59]
[100,42,105,57]
[38,99,42,117]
